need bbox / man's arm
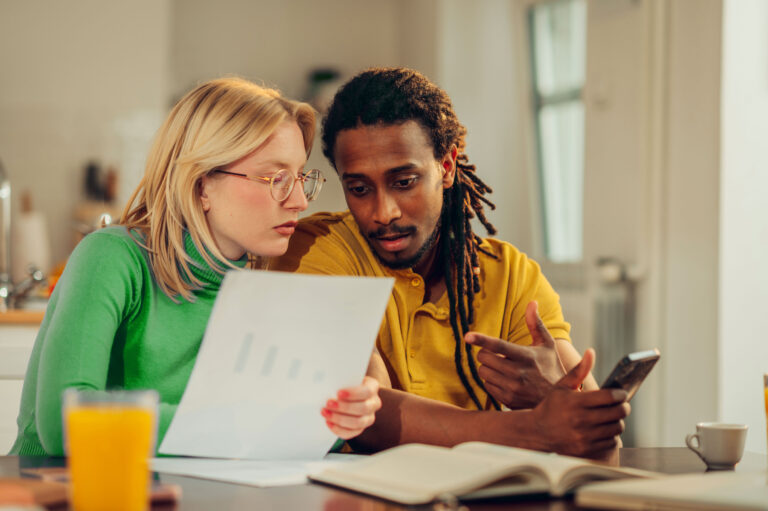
[345,350,628,460]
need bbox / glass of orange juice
[764,374,768,458]
[63,389,158,511]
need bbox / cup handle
[685,433,706,462]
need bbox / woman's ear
[199,176,211,213]
[440,145,458,188]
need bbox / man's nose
[372,192,401,225]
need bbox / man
[273,68,628,459]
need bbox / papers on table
[151,453,358,487]
[158,271,393,460]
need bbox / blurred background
[1,0,767,454]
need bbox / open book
[310,442,657,505]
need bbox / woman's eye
[271,172,288,184]
[393,177,417,189]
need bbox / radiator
[593,261,637,446]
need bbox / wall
[719,0,768,454]
[660,0,722,446]
[170,0,402,217]
[434,0,534,255]
[0,0,171,265]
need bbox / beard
[365,217,442,270]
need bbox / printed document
[159,271,393,460]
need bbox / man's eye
[392,177,417,189]
[345,183,370,196]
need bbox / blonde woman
[10,78,381,456]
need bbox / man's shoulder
[477,237,531,265]
[296,210,356,233]
[273,211,371,274]
[293,210,364,249]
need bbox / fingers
[585,437,621,457]
[336,376,380,401]
[575,388,629,408]
[579,402,630,428]
[525,301,555,347]
[322,376,382,440]
[322,405,376,431]
[325,421,369,440]
[466,332,534,361]
[476,348,527,375]
[556,348,595,390]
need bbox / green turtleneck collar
[184,231,249,288]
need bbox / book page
[311,444,534,505]
[455,442,654,496]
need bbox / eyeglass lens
[271,169,323,201]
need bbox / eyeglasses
[212,168,326,202]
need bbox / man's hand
[530,349,629,459]
[465,301,566,409]
[321,376,382,440]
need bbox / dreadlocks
[322,67,501,410]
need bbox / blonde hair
[121,77,316,302]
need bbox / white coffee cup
[685,422,748,470]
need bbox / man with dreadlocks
[272,67,629,459]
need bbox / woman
[10,77,380,456]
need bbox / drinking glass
[764,374,768,463]
[63,389,158,511]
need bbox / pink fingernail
[321,408,331,418]
[338,390,350,399]
[327,400,339,409]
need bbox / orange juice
[66,406,154,511]
[764,387,768,442]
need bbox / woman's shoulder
[71,226,148,265]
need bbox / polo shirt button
[410,278,420,287]
[409,350,416,358]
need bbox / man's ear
[199,176,211,213]
[440,145,458,188]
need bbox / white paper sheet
[159,271,393,460]
[151,453,358,487]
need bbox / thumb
[555,348,595,390]
[525,301,551,347]
[525,301,543,346]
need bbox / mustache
[367,224,417,239]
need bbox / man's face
[334,120,456,269]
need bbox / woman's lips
[274,221,297,236]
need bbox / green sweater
[9,226,247,456]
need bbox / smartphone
[600,348,660,401]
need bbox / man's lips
[371,232,412,252]
[274,221,297,236]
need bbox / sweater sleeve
[35,230,144,455]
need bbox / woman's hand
[321,376,382,439]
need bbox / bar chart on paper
[159,271,393,460]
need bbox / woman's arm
[34,231,142,454]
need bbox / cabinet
[0,323,39,452]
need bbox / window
[528,0,586,262]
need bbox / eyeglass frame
[211,168,326,202]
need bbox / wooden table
[1,448,765,510]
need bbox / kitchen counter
[0,309,44,325]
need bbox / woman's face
[200,121,309,259]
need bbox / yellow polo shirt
[271,211,570,410]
